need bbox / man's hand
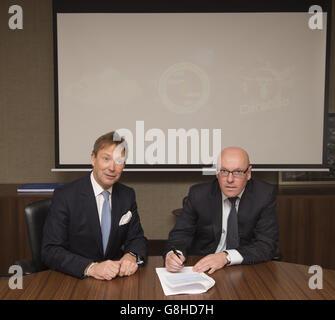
[87,260,121,280]
[193,252,228,274]
[165,251,185,272]
[118,253,138,277]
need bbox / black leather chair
[272,248,283,261]
[15,198,52,275]
[171,196,187,217]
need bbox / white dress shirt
[215,190,244,266]
[90,172,113,224]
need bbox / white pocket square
[119,211,132,226]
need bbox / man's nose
[108,160,116,171]
[227,172,234,183]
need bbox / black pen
[171,246,183,263]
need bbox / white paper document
[156,267,215,296]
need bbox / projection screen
[53,2,330,169]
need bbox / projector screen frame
[52,0,332,170]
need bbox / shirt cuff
[225,249,244,266]
[84,262,97,277]
[167,249,183,257]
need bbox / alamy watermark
[308,5,323,30]
[8,265,23,290]
[8,5,23,30]
[116,120,221,167]
[308,265,323,290]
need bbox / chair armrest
[272,251,283,261]
[14,259,38,275]
[171,208,183,217]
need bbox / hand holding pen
[165,246,185,273]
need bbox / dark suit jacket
[41,174,147,278]
[166,178,279,264]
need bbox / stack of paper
[156,267,215,296]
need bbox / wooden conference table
[1,256,334,300]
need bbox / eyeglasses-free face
[91,144,125,190]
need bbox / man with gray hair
[165,147,279,274]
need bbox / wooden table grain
[0,256,334,300]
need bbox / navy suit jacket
[41,174,147,278]
[166,178,279,264]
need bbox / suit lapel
[79,174,104,256]
[211,179,223,246]
[237,179,254,233]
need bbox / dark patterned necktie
[226,197,239,249]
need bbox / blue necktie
[226,197,239,249]
[101,190,111,254]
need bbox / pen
[171,246,183,263]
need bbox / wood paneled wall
[278,194,335,269]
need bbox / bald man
[165,147,279,274]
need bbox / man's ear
[247,165,252,180]
[91,152,96,167]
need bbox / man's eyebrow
[101,153,111,157]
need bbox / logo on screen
[239,63,292,115]
[158,62,210,114]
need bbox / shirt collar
[90,172,113,197]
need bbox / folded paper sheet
[156,267,215,296]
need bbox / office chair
[272,247,283,261]
[15,198,52,275]
[171,196,187,217]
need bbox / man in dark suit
[41,131,147,280]
[165,147,279,274]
